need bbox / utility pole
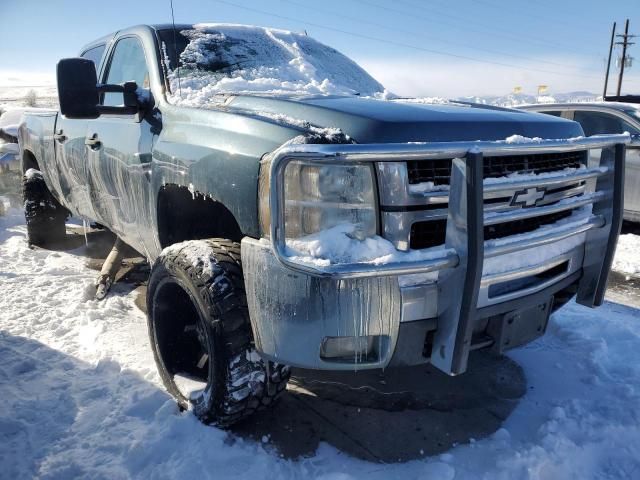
[615,19,636,97]
[603,22,616,98]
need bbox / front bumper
[242,135,628,375]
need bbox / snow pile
[1,209,640,478]
[165,24,387,107]
[285,223,450,267]
[503,134,544,144]
[242,109,349,141]
[613,233,640,277]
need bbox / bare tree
[24,89,37,107]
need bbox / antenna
[170,0,182,97]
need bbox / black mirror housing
[57,58,100,119]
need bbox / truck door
[54,44,106,219]
[85,35,156,256]
[627,141,640,218]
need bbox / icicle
[82,218,89,246]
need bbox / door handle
[141,161,152,181]
[85,134,102,149]
[53,130,67,143]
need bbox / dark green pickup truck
[18,23,628,426]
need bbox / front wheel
[147,238,290,427]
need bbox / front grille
[409,210,573,249]
[483,210,572,240]
[406,158,452,186]
[406,151,585,185]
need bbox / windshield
[158,24,386,106]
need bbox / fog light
[320,335,384,362]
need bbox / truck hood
[226,95,584,143]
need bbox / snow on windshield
[162,24,387,107]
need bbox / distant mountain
[455,91,600,107]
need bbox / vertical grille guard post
[577,143,626,306]
[431,153,484,375]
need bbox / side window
[102,37,149,107]
[573,111,640,136]
[80,45,106,74]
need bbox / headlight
[284,162,378,240]
[259,160,378,241]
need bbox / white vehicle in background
[0,109,22,173]
[0,110,22,211]
[520,97,640,222]
[0,142,19,173]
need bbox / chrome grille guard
[267,134,628,375]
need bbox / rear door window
[81,44,106,74]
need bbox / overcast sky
[0,0,638,97]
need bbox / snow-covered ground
[0,85,58,111]
[1,207,640,479]
[613,233,640,278]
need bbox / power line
[361,0,595,56]
[395,0,580,48]
[509,0,597,19]
[282,0,585,70]
[470,0,585,29]
[215,0,601,80]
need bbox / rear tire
[23,169,68,246]
[147,238,290,427]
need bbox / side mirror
[57,58,147,119]
[57,58,100,119]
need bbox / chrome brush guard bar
[267,134,628,374]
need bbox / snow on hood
[164,24,388,108]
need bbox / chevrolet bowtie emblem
[511,187,546,207]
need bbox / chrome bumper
[243,134,628,374]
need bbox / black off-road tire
[147,238,290,427]
[23,168,68,246]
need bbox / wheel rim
[153,279,211,402]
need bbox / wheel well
[22,150,39,173]
[157,184,243,248]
